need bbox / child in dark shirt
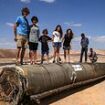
[39,29,52,64]
[63,29,73,63]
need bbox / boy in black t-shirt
[39,29,52,64]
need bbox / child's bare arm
[13,23,19,41]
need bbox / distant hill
[0,49,17,58]
[0,49,43,59]
[0,49,105,58]
[0,49,30,58]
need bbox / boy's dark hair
[21,7,30,15]
[55,25,63,38]
[31,16,39,23]
[66,28,74,39]
[81,33,85,37]
[90,48,93,51]
[42,29,48,34]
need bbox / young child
[39,29,52,64]
[52,25,63,63]
[63,29,73,63]
[28,16,40,64]
[89,48,98,63]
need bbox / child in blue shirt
[14,7,30,65]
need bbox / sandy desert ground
[0,49,105,105]
[0,49,105,64]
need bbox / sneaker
[68,62,71,64]
[20,62,24,65]
[57,59,61,64]
[53,60,55,63]
[40,61,43,64]
[59,57,61,61]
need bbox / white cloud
[73,36,81,42]
[20,0,31,3]
[19,0,55,3]
[73,35,91,42]
[72,24,82,27]
[39,0,55,3]
[6,22,14,27]
[93,36,105,42]
[64,22,82,27]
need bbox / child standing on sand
[39,29,52,64]
[28,16,40,64]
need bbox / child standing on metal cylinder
[39,29,52,64]
[14,7,30,65]
[63,29,74,63]
[28,16,40,65]
[52,25,63,63]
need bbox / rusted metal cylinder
[0,63,105,105]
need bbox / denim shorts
[53,42,62,48]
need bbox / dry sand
[51,80,105,105]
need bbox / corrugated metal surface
[0,63,105,105]
[20,63,105,95]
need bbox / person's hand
[28,41,30,44]
[14,37,17,42]
[52,42,54,47]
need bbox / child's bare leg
[41,54,44,64]
[16,48,21,64]
[20,48,26,65]
[53,48,57,62]
[46,54,49,64]
[57,48,60,62]
[68,50,70,63]
[16,48,21,61]
[64,50,66,62]
[29,51,33,64]
[34,51,37,64]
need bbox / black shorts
[29,42,38,51]
[42,50,49,55]
[63,46,71,50]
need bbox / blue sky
[0,0,105,50]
